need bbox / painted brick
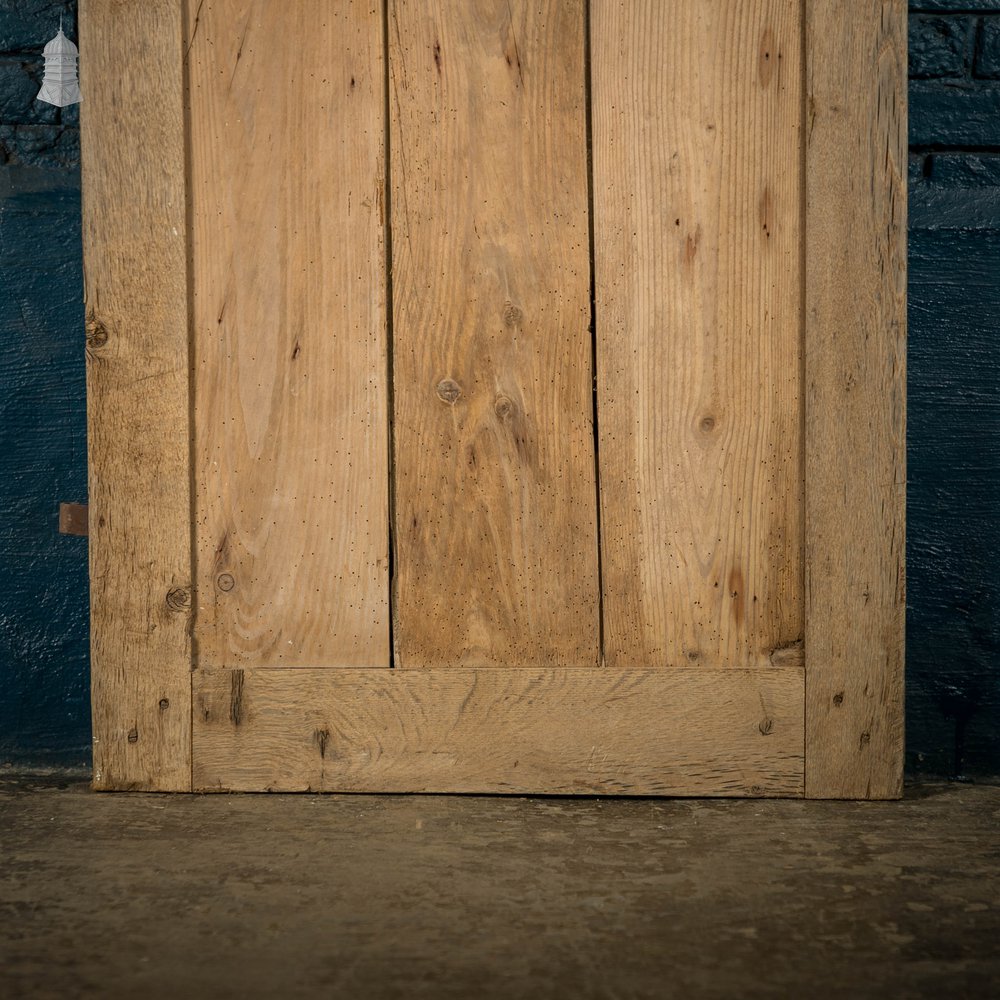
[911,153,1000,229]
[0,188,81,263]
[0,124,79,169]
[914,1,1000,10]
[910,15,975,78]
[909,153,928,185]
[930,152,1000,186]
[908,229,1000,778]
[0,1,75,53]
[0,181,88,767]
[909,80,1000,146]
[976,17,1000,78]
[0,56,58,126]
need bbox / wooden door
[80,0,905,798]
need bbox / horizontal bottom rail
[191,667,804,797]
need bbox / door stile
[81,0,194,791]
[803,0,907,799]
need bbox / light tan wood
[592,0,803,670]
[804,0,906,799]
[80,0,192,791]
[193,666,804,795]
[388,0,600,667]
[187,1,389,668]
[82,2,904,799]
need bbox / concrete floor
[1,775,998,1000]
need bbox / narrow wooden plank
[388,0,599,667]
[80,0,192,791]
[592,1,804,669]
[187,2,389,668]
[58,503,89,537]
[804,0,907,799]
[193,667,804,796]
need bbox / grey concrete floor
[1,774,998,999]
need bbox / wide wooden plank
[804,0,906,799]
[193,667,804,796]
[388,0,600,667]
[80,0,192,791]
[592,1,803,669]
[187,1,389,668]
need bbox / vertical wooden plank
[804,0,906,798]
[187,2,389,668]
[593,1,804,669]
[80,0,192,790]
[389,0,599,667]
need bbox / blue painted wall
[0,1,88,766]
[0,1,997,776]
[908,3,1000,776]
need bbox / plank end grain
[804,0,907,799]
[80,0,193,791]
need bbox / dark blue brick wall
[909,3,1000,778]
[0,1,87,766]
[0,2,998,777]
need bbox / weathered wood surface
[592,0,804,670]
[388,0,600,667]
[804,0,907,799]
[193,666,805,796]
[80,0,192,791]
[80,0,906,799]
[187,1,390,668]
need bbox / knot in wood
[758,718,774,736]
[494,395,514,419]
[502,303,523,327]
[165,586,191,612]
[699,415,716,433]
[436,379,462,405]
[127,727,139,744]
[85,316,109,350]
[217,573,235,592]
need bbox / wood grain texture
[592,0,803,670]
[187,1,389,668]
[388,0,600,667]
[80,0,192,791]
[804,0,907,799]
[193,666,804,795]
